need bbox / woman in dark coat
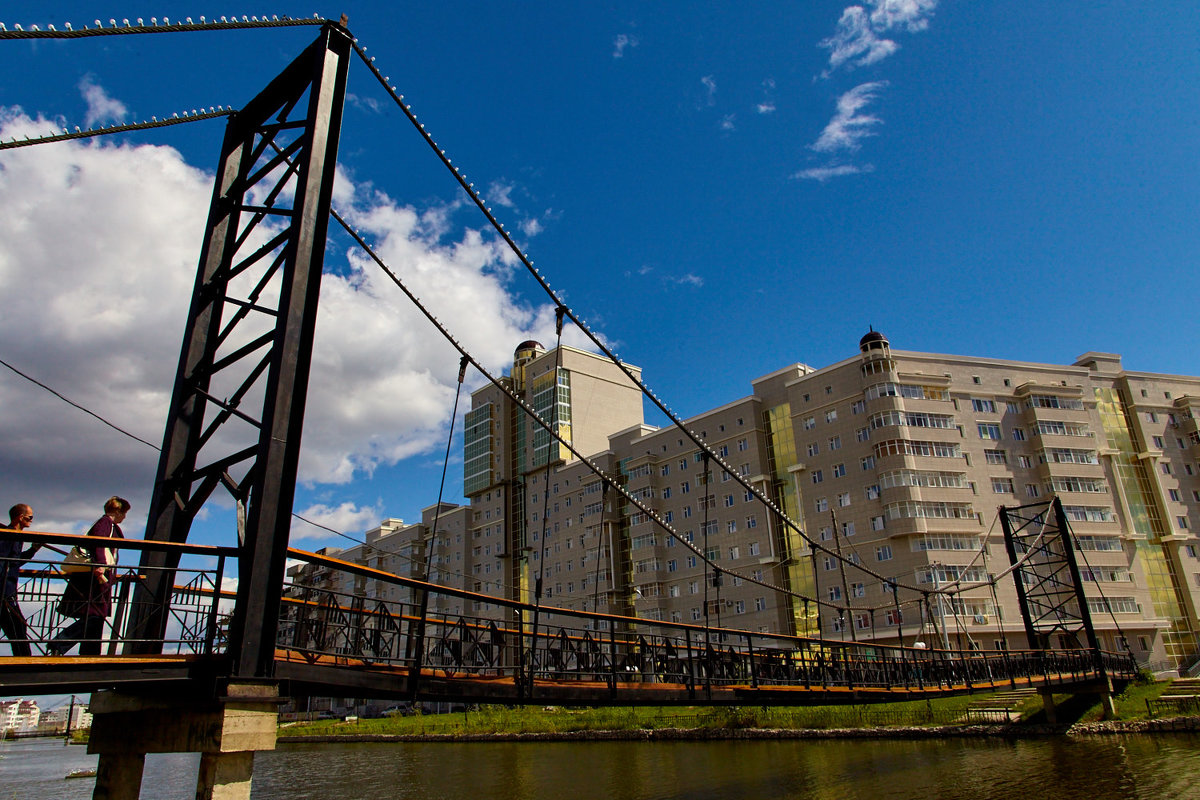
[49,496,129,656]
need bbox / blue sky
[1,1,1197,557]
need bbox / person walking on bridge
[49,496,129,657]
[1,504,42,657]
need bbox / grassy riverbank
[279,678,1174,739]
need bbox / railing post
[608,625,619,701]
[407,584,434,697]
[108,574,136,656]
[515,611,526,700]
[745,633,758,689]
[685,629,696,700]
[206,554,225,655]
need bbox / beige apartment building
[302,333,1200,672]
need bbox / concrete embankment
[278,715,1200,744]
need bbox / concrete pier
[87,681,280,799]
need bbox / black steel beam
[127,23,352,680]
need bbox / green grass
[281,693,981,738]
[278,679,1189,738]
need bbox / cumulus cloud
[613,33,639,59]
[820,0,937,74]
[0,108,560,535]
[792,163,875,182]
[79,76,128,128]
[811,81,888,153]
[291,501,382,540]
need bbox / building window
[978,423,1002,440]
[833,463,846,478]
[1153,436,1165,449]
[1025,483,1040,497]
[828,586,842,601]
[825,409,838,423]
[876,544,892,560]
[804,416,816,430]
[808,442,819,457]
[971,398,995,413]
[815,497,829,512]
[865,485,880,500]
[1169,489,1181,502]
[812,470,824,484]
[1179,516,1190,530]
[984,449,1007,465]
[746,515,758,529]
[1011,428,1026,441]
[837,492,851,507]
[992,478,1014,494]
[871,516,886,532]
[852,400,866,415]
[829,435,842,451]
[856,427,870,443]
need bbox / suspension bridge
[0,17,1137,799]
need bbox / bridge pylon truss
[126,22,352,679]
[999,497,1101,653]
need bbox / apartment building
[302,332,1200,671]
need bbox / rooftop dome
[515,340,544,355]
[859,327,889,352]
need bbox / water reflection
[253,736,1200,800]
[3,734,1199,799]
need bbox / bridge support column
[87,682,280,800]
[1098,676,1118,720]
[1039,688,1058,725]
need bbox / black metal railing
[0,529,233,657]
[277,548,1139,700]
[0,533,1136,702]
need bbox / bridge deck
[1,648,1113,707]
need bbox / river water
[3,733,1199,799]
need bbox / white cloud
[0,108,561,533]
[720,114,736,132]
[756,78,777,114]
[792,163,875,182]
[665,273,704,288]
[613,33,639,59]
[291,501,381,540]
[488,181,515,208]
[78,76,128,127]
[820,0,937,74]
[870,0,938,32]
[811,81,888,153]
[700,75,717,107]
[520,217,543,237]
[347,93,383,115]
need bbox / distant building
[298,334,1200,671]
[1,698,40,732]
